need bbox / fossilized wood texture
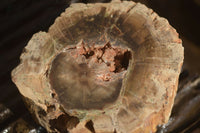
[157,76,200,133]
[11,1,184,133]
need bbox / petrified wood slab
[11,1,184,133]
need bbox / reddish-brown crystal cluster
[66,40,131,80]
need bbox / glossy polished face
[49,41,131,110]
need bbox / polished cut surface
[49,41,131,110]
